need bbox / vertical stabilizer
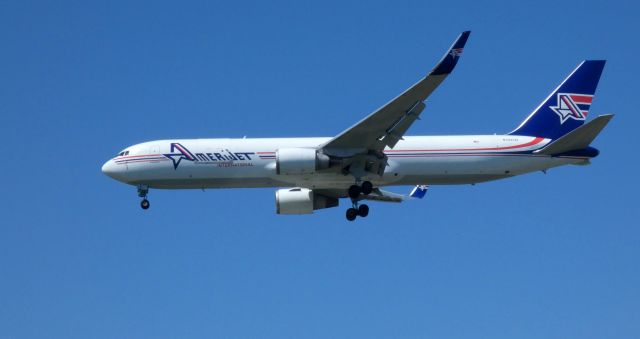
[509,60,605,140]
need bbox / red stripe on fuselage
[115,153,163,159]
[384,137,545,153]
[115,158,169,164]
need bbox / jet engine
[275,188,339,214]
[276,148,330,175]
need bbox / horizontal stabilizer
[534,114,614,155]
[361,185,429,203]
[362,188,406,203]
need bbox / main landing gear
[346,204,369,221]
[347,180,373,199]
[346,180,373,221]
[137,184,150,210]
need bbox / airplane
[101,31,613,221]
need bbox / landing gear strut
[137,184,150,210]
[346,180,373,221]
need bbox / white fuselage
[101,135,589,189]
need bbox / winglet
[431,31,471,75]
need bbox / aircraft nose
[101,159,115,176]
[101,159,126,181]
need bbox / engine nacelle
[275,188,339,215]
[276,148,330,175]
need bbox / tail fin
[509,60,605,140]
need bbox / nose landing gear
[137,184,150,210]
[140,199,150,210]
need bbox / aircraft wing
[320,31,470,154]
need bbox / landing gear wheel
[361,181,373,195]
[141,199,150,210]
[358,204,369,217]
[346,208,358,221]
[348,185,362,199]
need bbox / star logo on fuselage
[163,143,196,169]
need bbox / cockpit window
[117,150,129,157]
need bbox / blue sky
[1,0,638,338]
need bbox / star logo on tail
[550,93,591,124]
